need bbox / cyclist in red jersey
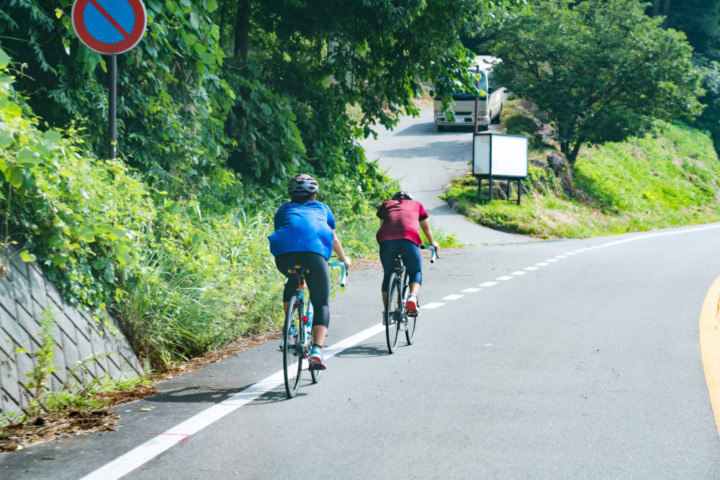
[376,191,439,315]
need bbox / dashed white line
[442,294,464,300]
[546,259,559,263]
[535,262,549,267]
[421,302,444,310]
[480,281,498,287]
[524,267,538,271]
[462,288,481,293]
[497,276,514,281]
[511,271,527,276]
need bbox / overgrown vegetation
[443,102,720,239]
[0,47,400,370]
[1,308,151,432]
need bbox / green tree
[218,0,521,186]
[645,0,720,59]
[642,0,720,152]
[491,0,704,172]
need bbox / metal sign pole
[108,54,117,160]
[72,0,146,161]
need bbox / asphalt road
[2,110,720,480]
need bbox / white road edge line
[80,324,385,480]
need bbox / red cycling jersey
[375,199,429,245]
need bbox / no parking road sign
[72,0,147,54]
[72,0,146,160]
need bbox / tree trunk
[661,0,670,27]
[568,140,583,168]
[234,0,251,63]
[560,141,570,160]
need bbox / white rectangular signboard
[472,133,528,178]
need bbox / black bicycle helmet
[392,191,414,201]
[288,174,319,195]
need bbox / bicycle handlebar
[328,261,347,288]
[421,245,438,263]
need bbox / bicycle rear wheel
[403,273,417,345]
[385,273,401,354]
[283,295,304,398]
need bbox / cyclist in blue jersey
[269,174,351,370]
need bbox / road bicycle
[282,261,347,399]
[385,245,437,354]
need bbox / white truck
[431,57,506,131]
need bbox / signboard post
[472,133,529,204]
[72,0,147,160]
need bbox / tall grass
[443,121,720,239]
[113,211,283,370]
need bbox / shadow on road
[333,341,388,359]
[369,140,471,161]
[144,386,254,404]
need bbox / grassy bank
[442,120,720,239]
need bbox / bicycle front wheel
[403,273,417,345]
[283,295,304,398]
[385,273,401,354]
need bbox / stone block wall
[0,247,142,415]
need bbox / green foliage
[443,122,720,239]
[490,0,704,166]
[693,60,720,152]
[649,0,720,61]
[0,57,145,309]
[224,64,305,186]
[1,0,233,189]
[503,114,537,136]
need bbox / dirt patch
[0,409,119,453]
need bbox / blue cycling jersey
[268,201,336,259]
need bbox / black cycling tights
[275,251,331,329]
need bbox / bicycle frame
[384,245,436,354]
[282,261,346,399]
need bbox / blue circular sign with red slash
[72,0,147,54]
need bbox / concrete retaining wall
[0,246,142,415]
